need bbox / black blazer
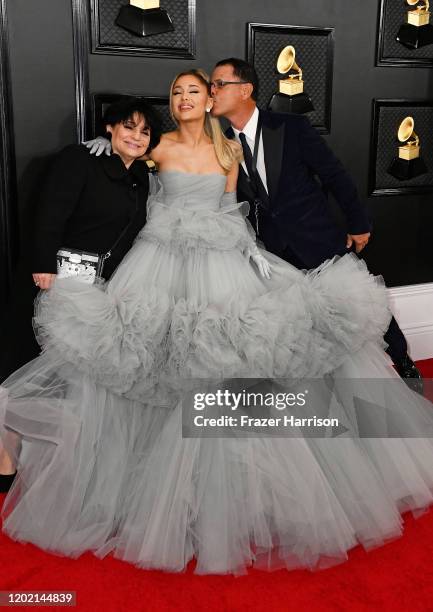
[32,144,149,279]
[227,109,371,269]
[0,145,149,381]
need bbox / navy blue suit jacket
[226,109,371,269]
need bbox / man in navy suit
[210,57,421,384]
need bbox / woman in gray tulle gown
[1,69,433,576]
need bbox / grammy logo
[396,0,433,49]
[387,116,428,180]
[398,116,420,160]
[277,45,304,96]
[268,46,314,115]
[407,0,430,26]
[116,0,174,37]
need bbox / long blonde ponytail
[169,69,242,172]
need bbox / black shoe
[394,355,424,395]
[0,472,16,493]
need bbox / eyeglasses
[210,79,250,89]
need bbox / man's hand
[82,137,111,156]
[346,232,371,254]
[32,273,56,290]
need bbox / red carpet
[1,360,433,612]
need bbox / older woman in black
[0,97,161,489]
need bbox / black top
[32,144,149,279]
[227,110,371,269]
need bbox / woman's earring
[206,107,211,113]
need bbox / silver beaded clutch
[56,248,105,284]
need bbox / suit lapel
[261,110,285,202]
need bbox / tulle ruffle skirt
[2,225,433,575]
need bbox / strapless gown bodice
[140,171,254,255]
[153,171,227,211]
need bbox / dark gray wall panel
[371,101,433,195]
[91,0,195,58]
[7,0,76,245]
[5,0,433,287]
[247,23,334,133]
[378,0,433,66]
[0,0,17,300]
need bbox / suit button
[132,183,137,188]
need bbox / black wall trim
[92,93,174,136]
[246,23,334,134]
[0,0,18,298]
[90,0,196,59]
[72,0,91,142]
[369,98,433,196]
[376,0,433,67]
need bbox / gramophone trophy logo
[268,45,314,115]
[387,116,428,180]
[396,0,433,49]
[116,0,174,37]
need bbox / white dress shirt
[231,106,269,194]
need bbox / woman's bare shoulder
[161,131,180,143]
[150,131,179,161]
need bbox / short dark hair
[214,57,259,101]
[103,96,162,152]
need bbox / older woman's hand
[32,273,56,290]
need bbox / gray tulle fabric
[2,171,433,575]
